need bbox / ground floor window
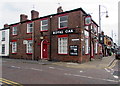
[58,37,68,54]
[2,44,5,54]
[85,38,89,54]
[12,42,17,53]
[95,42,98,54]
[26,40,33,54]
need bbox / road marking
[113,75,119,79]
[0,78,23,86]
[30,68,43,71]
[108,60,117,69]
[80,71,83,73]
[104,68,110,72]
[64,73,118,83]
[49,67,55,69]
[10,66,21,69]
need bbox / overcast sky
[0,0,119,44]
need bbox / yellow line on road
[0,78,23,86]
[108,60,117,69]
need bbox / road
[1,58,120,85]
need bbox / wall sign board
[69,45,78,56]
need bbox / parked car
[115,50,120,60]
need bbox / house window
[58,37,68,54]
[85,38,89,54]
[41,19,48,31]
[12,42,17,53]
[59,16,68,29]
[2,31,5,41]
[26,40,33,54]
[2,44,5,54]
[27,23,33,33]
[12,26,17,35]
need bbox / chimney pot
[57,6,63,13]
[31,10,39,19]
[20,14,28,22]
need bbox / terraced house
[4,7,102,63]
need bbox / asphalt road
[1,58,120,85]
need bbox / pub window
[12,42,17,53]
[58,37,68,54]
[59,16,68,29]
[12,26,17,35]
[26,40,33,54]
[27,23,33,33]
[85,38,89,54]
[95,42,98,54]
[41,19,48,31]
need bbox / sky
[0,0,119,44]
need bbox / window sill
[58,53,68,55]
[26,32,32,34]
[40,30,48,32]
[26,53,32,55]
[12,34,17,36]
[58,27,68,30]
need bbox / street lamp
[99,5,109,33]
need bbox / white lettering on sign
[71,39,79,41]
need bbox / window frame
[27,22,33,34]
[12,26,17,36]
[58,35,68,55]
[85,38,89,55]
[40,19,48,32]
[2,31,5,41]
[2,44,5,54]
[12,41,17,54]
[58,15,68,29]
[26,40,33,54]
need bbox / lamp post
[99,5,109,33]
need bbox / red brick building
[8,7,101,63]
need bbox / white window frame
[2,31,5,41]
[2,44,5,54]
[84,30,89,37]
[59,16,68,29]
[58,37,68,54]
[26,40,33,54]
[41,19,48,31]
[12,42,17,53]
[95,42,98,54]
[27,23,33,33]
[85,38,89,54]
[12,26,17,35]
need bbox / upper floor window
[41,19,48,31]
[59,16,68,29]
[27,23,33,33]
[2,31,5,41]
[12,26,17,35]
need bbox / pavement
[1,55,116,69]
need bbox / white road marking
[104,68,110,72]
[30,68,43,71]
[113,75,119,79]
[11,66,20,69]
[64,73,118,83]
[80,71,83,73]
[49,67,55,69]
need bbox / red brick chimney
[4,24,9,28]
[31,10,39,19]
[20,14,28,22]
[57,6,63,13]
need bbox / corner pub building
[8,7,102,63]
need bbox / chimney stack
[57,6,63,13]
[4,24,9,28]
[20,14,28,22]
[31,10,39,19]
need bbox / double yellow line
[0,78,23,86]
[108,60,118,69]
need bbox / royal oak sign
[52,29,75,35]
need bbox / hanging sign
[84,16,92,26]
